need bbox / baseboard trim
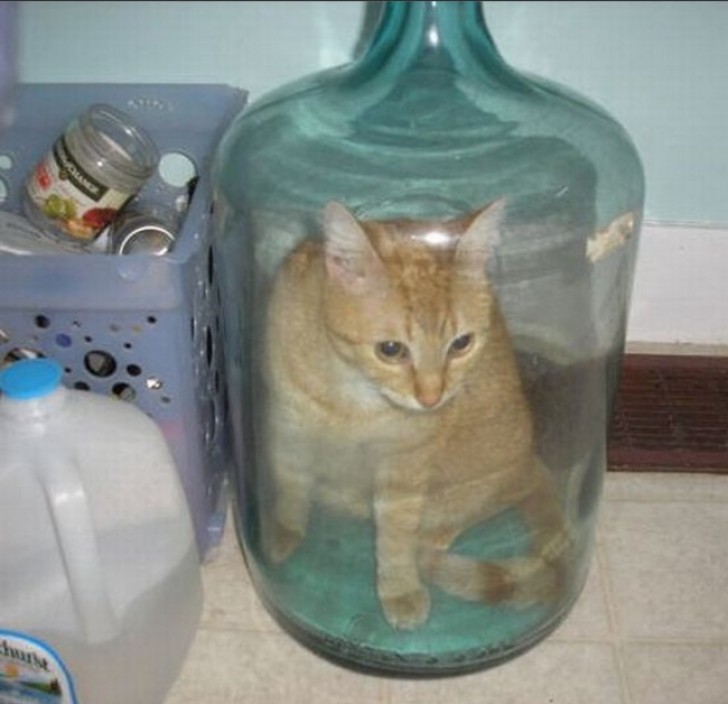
[626,221,728,347]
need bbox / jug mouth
[0,358,63,399]
[0,358,68,420]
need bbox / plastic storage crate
[0,83,247,561]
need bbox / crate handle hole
[2,347,45,368]
[0,154,13,170]
[159,152,197,189]
[112,383,136,402]
[84,350,117,378]
[55,333,73,348]
[207,399,218,443]
[206,327,213,367]
[207,247,215,285]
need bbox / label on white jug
[0,631,77,704]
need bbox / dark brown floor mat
[608,354,728,474]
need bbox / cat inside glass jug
[212,0,644,676]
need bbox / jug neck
[0,386,68,422]
[351,0,511,82]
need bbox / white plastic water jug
[0,358,203,704]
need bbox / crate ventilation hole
[0,315,171,405]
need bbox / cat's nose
[418,392,442,409]
[416,380,443,409]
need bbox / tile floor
[166,471,728,704]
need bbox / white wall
[628,223,728,347]
[12,1,728,347]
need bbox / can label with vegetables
[25,136,131,242]
[22,103,160,245]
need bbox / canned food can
[23,103,160,244]
[108,201,178,256]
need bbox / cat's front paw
[265,521,304,564]
[381,587,432,630]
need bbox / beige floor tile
[549,548,612,640]
[622,643,728,704]
[199,518,280,632]
[165,628,387,704]
[601,501,728,639]
[604,472,728,503]
[386,642,625,704]
[178,474,728,703]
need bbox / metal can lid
[111,216,175,256]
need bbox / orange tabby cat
[262,198,572,630]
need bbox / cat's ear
[323,201,384,294]
[455,197,506,277]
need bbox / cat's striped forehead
[360,221,473,337]
[366,218,471,295]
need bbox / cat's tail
[420,531,572,607]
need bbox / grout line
[593,540,619,629]
[611,641,632,704]
[195,620,286,636]
[548,633,728,646]
[609,468,728,478]
[614,637,728,647]
[604,495,728,505]
[594,539,634,704]
[625,341,728,357]
[198,621,286,636]
[379,679,393,704]
[603,473,728,504]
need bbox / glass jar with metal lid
[23,102,159,245]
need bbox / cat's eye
[448,333,473,356]
[376,341,409,362]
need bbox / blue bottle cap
[0,358,64,400]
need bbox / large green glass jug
[211,0,644,676]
